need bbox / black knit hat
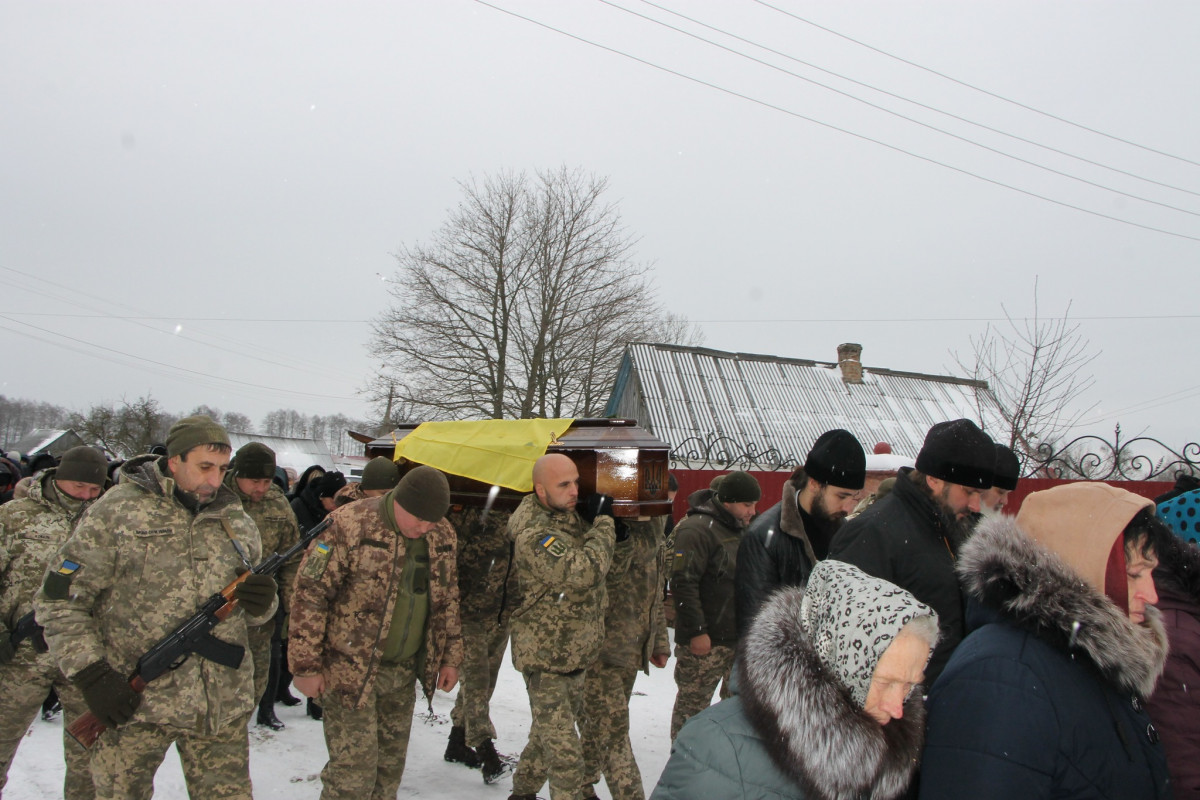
[992,443,1021,492]
[56,446,108,486]
[804,429,866,490]
[232,442,276,480]
[915,419,994,489]
[360,457,401,491]
[716,470,761,504]
[315,471,347,498]
[392,465,451,522]
[166,415,230,458]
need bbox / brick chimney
[837,343,863,384]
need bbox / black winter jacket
[289,483,329,535]
[735,479,818,636]
[827,468,964,685]
[671,489,743,648]
[919,516,1172,800]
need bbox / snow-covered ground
[7,636,682,799]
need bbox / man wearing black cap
[288,464,463,799]
[980,443,1021,515]
[0,446,108,800]
[734,429,866,635]
[829,418,994,685]
[669,469,761,740]
[290,469,347,536]
[225,442,302,730]
[35,416,278,800]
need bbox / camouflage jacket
[225,476,301,612]
[33,455,272,733]
[448,504,519,624]
[288,497,464,710]
[509,494,615,674]
[333,482,366,507]
[598,517,670,672]
[0,470,96,670]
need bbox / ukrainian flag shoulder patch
[57,559,81,575]
[315,542,330,555]
[540,534,568,558]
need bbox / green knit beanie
[716,470,761,504]
[166,415,230,458]
[56,446,108,486]
[360,457,401,491]
[232,442,276,479]
[390,465,451,522]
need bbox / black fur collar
[959,516,1168,698]
[738,587,924,800]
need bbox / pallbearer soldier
[224,442,301,730]
[1,446,108,799]
[508,453,615,800]
[333,456,400,507]
[34,416,278,800]
[579,515,671,800]
[443,503,519,783]
[289,465,463,800]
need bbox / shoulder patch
[57,559,81,575]
[302,541,333,580]
[43,559,81,600]
[539,534,568,558]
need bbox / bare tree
[955,279,1099,467]
[370,167,701,420]
[0,395,71,446]
[70,396,176,458]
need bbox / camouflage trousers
[669,643,734,740]
[511,669,587,800]
[90,712,253,800]
[579,662,643,800]
[319,657,418,800]
[449,616,510,746]
[0,655,93,800]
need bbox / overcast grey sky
[2,1,1197,451]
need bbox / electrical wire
[472,0,1200,243]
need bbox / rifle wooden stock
[66,518,330,750]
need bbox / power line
[0,311,366,323]
[473,1,1200,243]
[752,0,1200,170]
[635,0,1200,200]
[692,314,1200,323]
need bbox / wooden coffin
[363,419,671,518]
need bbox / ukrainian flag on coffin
[391,419,575,492]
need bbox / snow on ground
[7,635,685,799]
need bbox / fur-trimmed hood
[738,584,927,800]
[959,515,1169,699]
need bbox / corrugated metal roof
[607,343,1009,467]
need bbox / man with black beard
[828,419,994,686]
[734,429,866,636]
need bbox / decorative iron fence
[1025,425,1200,481]
[669,435,802,472]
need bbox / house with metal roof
[604,342,1009,471]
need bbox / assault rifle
[8,609,49,652]
[67,517,332,749]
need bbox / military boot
[444,725,481,768]
[476,738,510,784]
[306,697,323,721]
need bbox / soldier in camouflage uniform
[223,442,301,730]
[288,465,463,800]
[578,516,670,800]
[443,504,518,782]
[509,453,615,800]
[1,446,108,800]
[34,416,278,800]
[669,470,760,740]
[332,457,399,508]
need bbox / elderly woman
[652,559,937,800]
[920,482,1174,799]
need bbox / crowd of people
[1,413,1199,800]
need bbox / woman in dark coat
[652,560,937,800]
[920,482,1173,800]
[1148,489,1200,795]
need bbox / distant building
[5,428,86,460]
[227,432,335,483]
[604,342,1008,472]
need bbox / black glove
[234,572,278,617]
[0,635,15,665]
[74,660,141,728]
[578,493,615,525]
